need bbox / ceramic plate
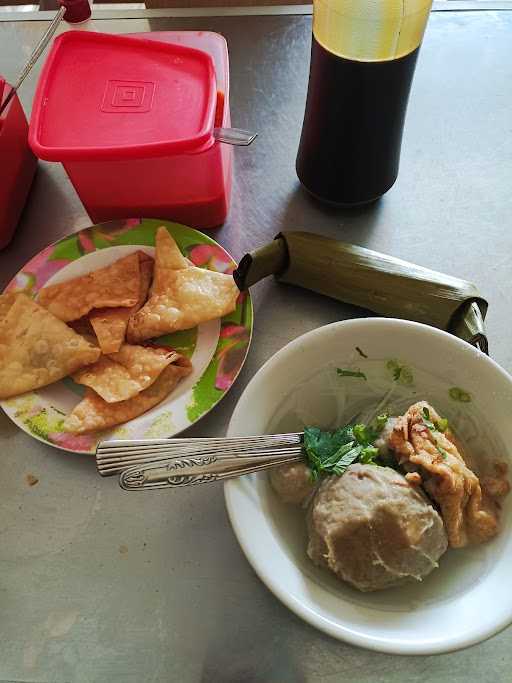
[1,218,252,453]
[225,319,512,654]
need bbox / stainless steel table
[1,5,512,681]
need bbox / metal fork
[96,433,304,490]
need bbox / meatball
[307,464,448,592]
[269,462,316,505]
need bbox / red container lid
[29,31,217,161]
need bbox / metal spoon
[96,433,304,488]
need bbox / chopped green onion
[436,444,448,460]
[421,409,436,431]
[386,359,413,385]
[449,387,471,403]
[375,414,389,432]
[435,418,449,432]
[422,406,449,434]
[360,446,379,464]
[400,367,414,385]
[336,368,367,380]
[353,424,370,444]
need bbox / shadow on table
[200,630,307,683]
[275,183,386,246]
[2,164,89,286]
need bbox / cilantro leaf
[303,416,386,479]
[320,441,357,468]
[331,446,363,475]
[303,426,354,460]
[303,426,356,479]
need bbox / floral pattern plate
[1,219,253,453]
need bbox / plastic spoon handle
[213,127,257,146]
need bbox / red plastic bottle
[0,82,37,249]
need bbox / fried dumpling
[0,292,100,399]
[388,401,501,547]
[127,227,238,343]
[63,357,192,434]
[89,252,153,353]
[72,344,181,403]
[38,252,141,322]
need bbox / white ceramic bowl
[224,319,512,654]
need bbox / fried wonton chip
[63,357,192,433]
[89,252,153,353]
[88,308,130,353]
[38,252,141,322]
[0,293,100,399]
[72,343,180,403]
[0,292,17,319]
[68,316,95,337]
[127,227,238,343]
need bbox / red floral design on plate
[5,244,68,294]
[48,431,96,453]
[188,244,235,274]
[215,325,250,391]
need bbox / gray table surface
[1,7,512,682]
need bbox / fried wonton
[0,292,100,399]
[67,316,95,337]
[388,401,503,548]
[127,227,238,343]
[72,344,181,403]
[37,252,141,322]
[89,252,154,353]
[63,357,192,433]
[0,292,17,319]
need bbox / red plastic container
[29,31,233,229]
[0,81,37,249]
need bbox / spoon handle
[119,450,304,491]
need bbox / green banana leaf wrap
[233,231,489,354]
